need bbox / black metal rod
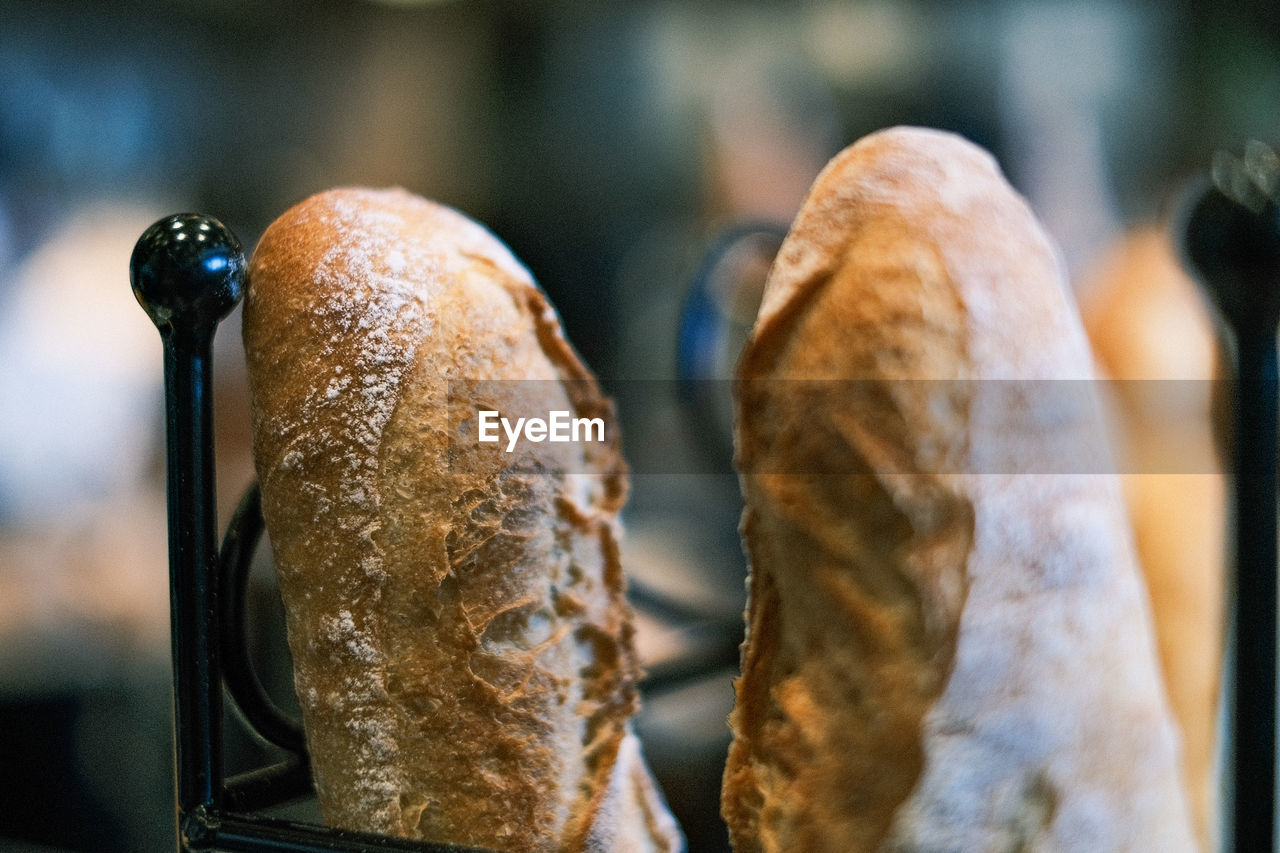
[1231,331,1279,851]
[163,325,225,819]
[202,814,494,853]
[132,213,247,850]
[224,759,315,814]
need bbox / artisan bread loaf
[1079,225,1224,848]
[724,127,1197,851]
[243,187,682,852]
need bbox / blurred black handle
[1182,146,1280,852]
[1230,330,1278,852]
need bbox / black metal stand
[131,214,492,853]
[1183,143,1280,853]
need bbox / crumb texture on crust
[724,128,1197,852]
[244,187,682,852]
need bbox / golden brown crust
[725,128,1197,851]
[244,187,681,852]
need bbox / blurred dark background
[0,0,1277,850]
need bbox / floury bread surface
[723,128,1197,851]
[243,188,682,852]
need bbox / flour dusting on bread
[245,187,682,852]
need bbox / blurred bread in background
[0,200,256,673]
[0,201,256,850]
[1078,224,1224,849]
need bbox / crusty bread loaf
[243,187,683,852]
[724,127,1197,851]
[1079,226,1224,848]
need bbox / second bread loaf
[723,127,1197,852]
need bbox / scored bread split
[723,127,1198,852]
[243,187,683,853]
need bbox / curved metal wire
[218,481,307,756]
[676,221,788,470]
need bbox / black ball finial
[130,214,245,336]
[1182,142,1280,339]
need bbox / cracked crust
[243,187,682,852]
[724,128,1197,851]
